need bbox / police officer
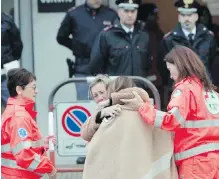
[89,0,151,80]
[158,0,217,106]
[56,0,117,100]
[1,12,23,110]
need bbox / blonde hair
[89,74,111,99]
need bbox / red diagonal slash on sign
[67,111,83,127]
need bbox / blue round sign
[62,106,91,137]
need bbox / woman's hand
[44,135,56,150]
[98,99,111,109]
[101,104,121,118]
[120,91,145,110]
[48,166,57,177]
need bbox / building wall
[1,0,14,14]
[142,0,219,34]
[143,0,178,33]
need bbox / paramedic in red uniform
[1,68,57,179]
[121,46,219,179]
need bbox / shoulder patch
[163,31,172,39]
[172,89,182,98]
[18,128,28,139]
[68,6,77,12]
[203,90,219,115]
[104,25,112,32]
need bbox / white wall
[1,0,14,14]
[32,0,81,136]
[32,1,87,178]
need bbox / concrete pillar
[15,0,35,73]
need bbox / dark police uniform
[57,3,117,100]
[1,12,23,107]
[1,13,23,70]
[89,0,151,78]
[89,19,151,77]
[56,3,117,75]
[158,0,217,86]
[158,23,217,85]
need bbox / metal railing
[47,76,161,179]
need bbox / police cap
[174,0,200,14]
[116,0,139,10]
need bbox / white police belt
[1,68,6,75]
[2,60,20,76]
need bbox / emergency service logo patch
[203,90,219,115]
[18,128,28,139]
[172,89,182,98]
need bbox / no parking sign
[56,102,97,157]
[62,106,91,137]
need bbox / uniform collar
[112,19,126,33]
[172,23,208,39]
[195,23,209,38]
[175,76,202,88]
[121,24,134,33]
[112,19,142,34]
[85,3,103,15]
[182,26,196,39]
[7,96,37,119]
[172,23,188,39]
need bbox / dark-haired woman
[1,68,56,178]
[121,46,219,179]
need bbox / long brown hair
[164,45,213,90]
[107,76,136,96]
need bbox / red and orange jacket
[138,76,219,165]
[1,97,55,179]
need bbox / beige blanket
[83,88,178,179]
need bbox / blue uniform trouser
[75,73,90,101]
[1,75,9,107]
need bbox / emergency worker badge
[203,90,219,115]
[18,128,28,139]
[172,89,182,98]
[103,21,111,26]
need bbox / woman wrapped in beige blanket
[81,76,178,179]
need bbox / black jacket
[89,19,151,77]
[158,23,217,85]
[1,13,23,69]
[56,4,117,74]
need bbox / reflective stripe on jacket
[138,76,219,165]
[1,97,54,178]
